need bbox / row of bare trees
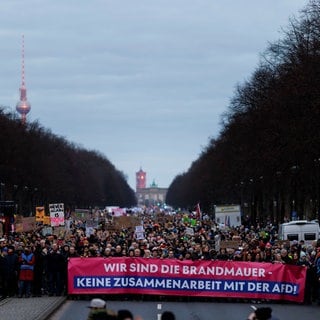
[0,109,136,216]
[166,0,320,224]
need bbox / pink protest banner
[68,257,306,302]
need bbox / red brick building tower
[136,168,146,191]
[135,168,168,207]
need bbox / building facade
[136,168,146,190]
[135,168,168,207]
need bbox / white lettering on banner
[224,281,246,291]
[102,263,267,277]
[129,263,158,273]
[247,282,270,292]
[272,283,298,294]
[181,266,265,277]
[111,277,223,290]
[76,277,112,287]
[103,263,127,272]
[161,264,180,274]
[73,275,299,296]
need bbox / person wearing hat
[87,298,116,320]
[247,307,279,320]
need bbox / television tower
[16,35,31,124]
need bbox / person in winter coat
[32,244,46,297]
[2,245,19,297]
[46,243,65,296]
[315,248,320,305]
[18,246,35,298]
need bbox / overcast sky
[0,0,307,190]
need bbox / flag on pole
[196,203,202,220]
[224,215,230,227]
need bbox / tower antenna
[16,34,31,124]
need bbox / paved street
[1,295,319,320]
[0,296,66,320]
[49,299,320,320]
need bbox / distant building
[136,168,146,189]
[135,168,168,207]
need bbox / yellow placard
[35,206,45,222]
[43,215,51,225]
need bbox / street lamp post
[314,158,320,221]
[240,181,244,216]
[0,183,5,201]
[290,165,299,220]
[258,175,264,223]
[275,171,282,223]
[249,178,256,224]
[23,186,29,216]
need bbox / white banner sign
[215,205,241,227]
[49,203,65,227]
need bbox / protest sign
[68,257,305,302]
[49,203,64,226]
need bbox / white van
[278,220,320,245]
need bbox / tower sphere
[16,99,31,116]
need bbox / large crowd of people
[0,210,320,306]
